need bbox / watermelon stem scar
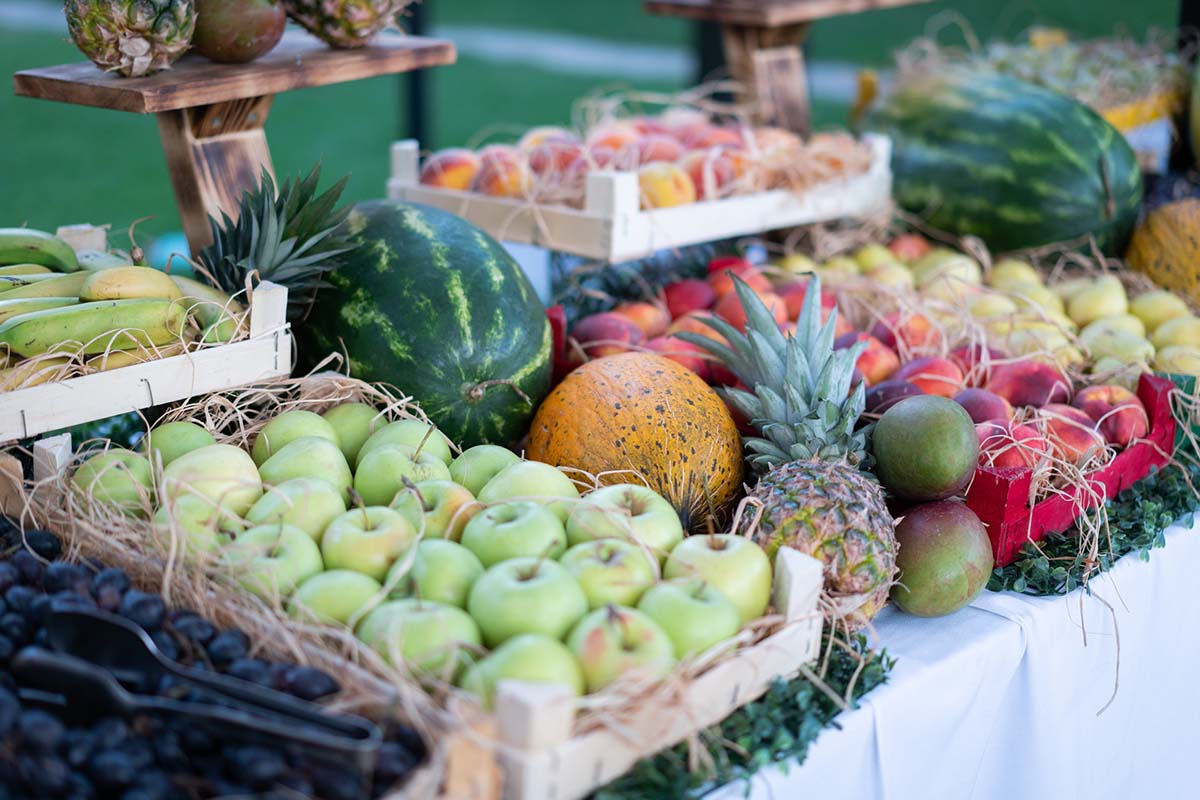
[466,378,532,406]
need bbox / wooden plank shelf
[644,0,930,26]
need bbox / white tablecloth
[710,512,1200,800]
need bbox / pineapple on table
[283,0,414,48]
[65,0,196,78]
[679,276,898,624]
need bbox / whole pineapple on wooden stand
[679,276,898,624]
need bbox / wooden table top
[643,0,931,27]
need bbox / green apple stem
[400,477,430,513]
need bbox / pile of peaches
[417,109,869,210]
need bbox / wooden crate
[387,135,892,262]
[0,226,292,443]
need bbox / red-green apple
[566,605,676,692]
[390,480,480,541]
[356,598,481,679]
[457,633,584,710]
[476,461,581,522]
[354,445,453,507]
[140,421,216,468]
[637,578,741,658]
[356,419,454,468]
[321,402,386,465]
[222,523,323,599]
[250,410,340,466]
[386,539,484,608]
[72,449,153,515]
[566,484,683,560]
[663,535,772,623]
[460,501,567,567]
[321,506,416,581]
[467,557,588,647]
[163,443,263,517]
[288,569,383,626]
[449,445,522,496]
[245,477,347,542]
[258,437,353,501]
[560,539,657,609]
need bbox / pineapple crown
[197,163,353,322]
[677,274,870,475]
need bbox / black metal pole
[1180,0,1200,61]
[402,1,428,145]
[696,20,724,83]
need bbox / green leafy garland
[595,633,893,799]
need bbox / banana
[88,341,188,371]
[0,229,79,272]
[0,264,54,277]
[0,356,72,392]
[0,298,188,358]
[80,266,183,302]
[172,275,246,339]
[76,250,132,271]
[0,272,90,300]
[0,297,79,325]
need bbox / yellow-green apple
[1009,281,1065,316]
[559,539,657,609]
[354,445,453,507]
[637,578,741,659]
[1080,314,1146,342]
[449,445,522,496]
[1152,316,1200,350]
[854,243,898,271]
[565,484,683,559]
[250,410,340,467]
[356,598,481,679]
[457,633,584,710]
[258,437,352,502]
[356,419,454,468]
[321,506,416,581]
[818,255,860,283]
[1084,329,1155,366]
[72,449,152,514]
[163,443,262,517]
[967,293,1018,319]
[245,477,347,542]
[1154,345,1200,374]
[467,557,588,647]
[390,480,479,541]
[987,258,1041,291]
[140,421,215,468]
[566,605,675,692]
[1053,276,1094,303]
[385,538,483,608]
[476,461,581,522]
[221,524,323,599]
[663,534,772,623]
[911,249,981,289]
[1130,290,1189,333]
[1067,278,1128,327]
[867,261,915,291]
[152,493,239,555]
[288,570,382,626]
[460,501,567,567]
[321,402,386,465]
[776,254,818,276]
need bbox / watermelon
[299,201,553,448]
[864,69,1142,255]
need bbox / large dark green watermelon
[299,201,552,448]
[864,69,1142,255]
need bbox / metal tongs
[13,607,382,783]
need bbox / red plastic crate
[965,373,1177,566]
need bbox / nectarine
[1072,385,1148,448]
[893,356,964,398]
[663,279,716,318]
[420,148,482,191]
[613,301,670,338]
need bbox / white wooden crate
[0,226,292,442]
[387,135,892,263]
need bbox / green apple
[467,557,588,647]
[321,402,386,465]
[321,506,416,581]
[664,534,772,623]
[385,539,483,608]
[566,483,683,560]
[221,523,323,599]
[560,539,657,609]
[245,477,347,542]
[250,410,340,467]
[449,445,521,496]
[776,253,817,276]
[356,598,481,679]
[566,605,676,692]
[72,449,152,515]
[458,633,584,710]
[163,444,262,517]
[288,569,383,626]
[460,501,567,567]
[637,578,741,658]
[152,493,240,555]
[258,437,353,501]
[357,419,454,468]
[476,461,581,522]
[390,479,480,541]
[140,421,216,468]
[354,445,453,507]
[854,243,898,272]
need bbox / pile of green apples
[71,404,774,708]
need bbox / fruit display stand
[13,32,456,253]
[387,135,891,262]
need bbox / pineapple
[196,164,353,322]
[283,0,413,48]
[65,0,196,78]
[679,276,897,622]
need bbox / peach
[419,148,482,190]
[976,420,1048,469]
[528,139,588,177]
[629,115,672,136]
[588,144,618,169]
[667,310,726,343]
[865,380,924,415]
[469,145,531,197]
[707,264,772,298]
[835,332,900,385]
[1072,385,1149,448]
[714,288,787,331]
[986,361,1071,408]
[644,335,710,380]
[637,162,696,208]
[679,123,743,149]
[893,356,964,398]
[868,312,940,355]
[636,134,684,165]
[954,388,1013,424]
[585,122,641,154]
[613,301,670,338]
[517,126,579,151]
[1039,404,1105,465]
[949,344,1007,385]
[679,148,741,200]
[569,312,644,360]
[663,279,716,318]
[776,280,836,320]
[888,233,932,263]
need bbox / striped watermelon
[298,201,552,448]
[865,69,1142,255]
